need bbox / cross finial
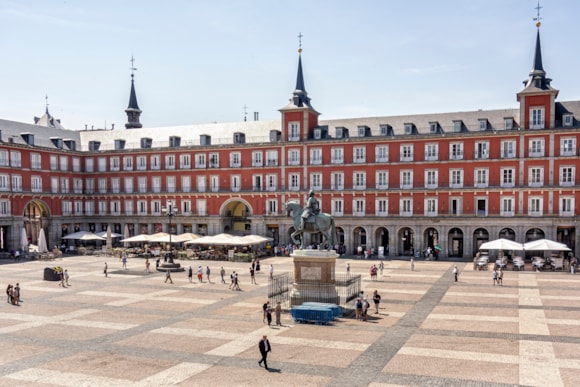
[129,55,138,78]
[533,0,543,27]
[243,104,248,122]
[297,32,303,53]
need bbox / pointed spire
[532,29,544,73]
[291,32,313,109]
[125,55,142,129]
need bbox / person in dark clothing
[258,335,272,370]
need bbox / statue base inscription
[290,249,339,306]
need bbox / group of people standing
[262,300,283,326]
[6,283,20,305]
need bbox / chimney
[254,112,259,121]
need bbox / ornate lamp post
[162,199,178,264]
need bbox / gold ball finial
[298,47,302,53]
[536,21,541,27]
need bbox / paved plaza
[0,255,579,386]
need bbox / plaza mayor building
[0,22,578,259]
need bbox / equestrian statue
[286,191,337,251]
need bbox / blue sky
[1,0,579,130]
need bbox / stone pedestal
[290,249,339,306]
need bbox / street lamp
[162,199,178,263]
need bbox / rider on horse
[300,190,320,231]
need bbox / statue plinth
[290,249,339,306]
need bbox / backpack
[356,300,363,309]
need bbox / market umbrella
[20,227,28,251]
[479,238,523,251]
[523,239,571,251]
[123,224,130,248]
[240,235,273,244]
[96,230,123,238]
[186,233,246,246]
[120,234,151,243]
[105,226,113,252]
[37,228,48,253]
[174,232,201,243]
[62,231,106,241]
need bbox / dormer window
[115,139,126,150]
[21,133,34,146]
[429,122,438,134]
[379,125,392,136]
[453,121,463,133]
[288,122,300,141]
[50,137,63,149]
[504,117,514,130]
[478,119,488,131]
[357,126,370,137]
[169,136,181,147]
[404,123,413,135]
[233,132,245,144]
[563,114,573,127]
[64,139,76,150]
[88,141,100,151]
[140,138,152,149]
[314,128,322,140]
[335,127,349,139]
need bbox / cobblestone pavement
[0,255,579,386]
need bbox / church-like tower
[516,14,559,129]
[125,56,142,129]
[279,34,320,141]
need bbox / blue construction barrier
[301,302,342,318]
[291,305,335,325]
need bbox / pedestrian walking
[64,269,70,286]
[453,265,459,282]
[197,266,203,282]
[121,252,127,270]
[346,262,350,275]
[188,266,193,282]
[220,266,226,283]
[362,298,369,321]
[262,300,270,323]
[59,269,66,287]
[12,283,20,305]
[233,272,241,290]
[164,269,173,284]
[6,284,12,304]
[255,259,261,273]
[498,267,503,286]
[355,298,363,320]
[492,268,498,286]
[379,260,384,275]
[410,258,415,271]
[258,335,271,370]
[250,266,256,284]
[571,256,577,274]
[275,301,282,326]
[266,307,272,326]
[104,262,108,277]
[269,264,274,278]
[206,266,211,283]
[229,271,235,289]
[145,259,151,273]
[373,290,381,314]
[155,257,160,269]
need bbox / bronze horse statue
[285,201,337,250]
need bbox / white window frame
[500,168,515,188]
[530,107,544,129]
[331,199,343,217]
[561,138,576,156]
[375,145,388,163]
[288,121,300,141]
[560,166,575,186]
[400,170,413,189]
[529,167,544,187]
[376,171,388,190]
[376,199,388,216]
[331,147,343,164]
[400,198,413,217]
[353,199,365,216]
[400,145,413,162]
[331,172,344,190]
[425,170,438,189]
[425,144,438,161]
[310,148,322,165]
[449,169,463,188]
[501,197,515,216]
[425,198,437,216]
[353,147,366,163]
[529,139,544,157]
[528,197,543,216]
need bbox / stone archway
[219,198,253,235]
[23,200,50,246]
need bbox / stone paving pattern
[0,256,579,386]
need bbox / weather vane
[297,32,303,53]
[129,55,138,77]
[533,0,543,27]
[243,104,248,122]
[45,95,49,112]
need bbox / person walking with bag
[453,265,459,282]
